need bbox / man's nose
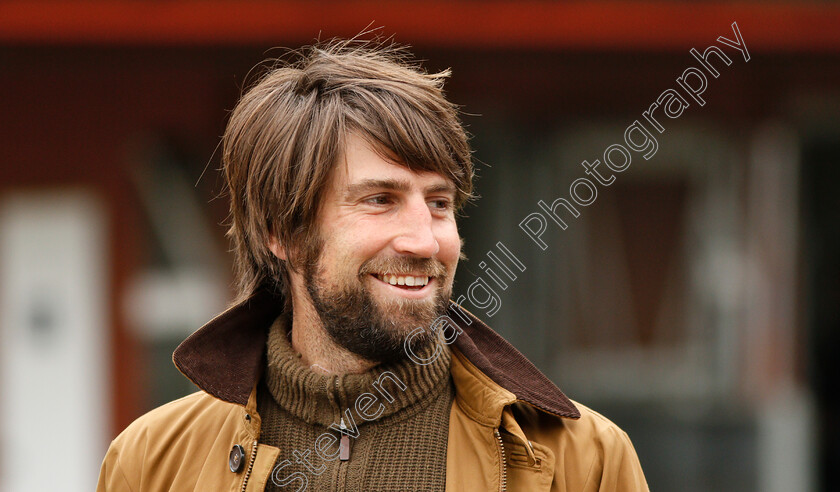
[391,201,440,258]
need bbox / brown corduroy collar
[173,287,580,420]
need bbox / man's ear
[267,236,288,261]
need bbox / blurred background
[1,1,838,491]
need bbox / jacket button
[229,444,246,473]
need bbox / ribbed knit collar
[263,315,452,427]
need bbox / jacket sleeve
[590,425,649,492]
[97,441,136,492]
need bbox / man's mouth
[372,273,430,290]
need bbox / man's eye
[366,195,391,205]
[429,199,452,210]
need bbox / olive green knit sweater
[258,316,454,491]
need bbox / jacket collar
[173,287,580,420]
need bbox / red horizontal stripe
[0,1,837,52]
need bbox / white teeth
[376,274,430,287]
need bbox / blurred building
[0,2,838,491]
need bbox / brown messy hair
[222,39,474,305]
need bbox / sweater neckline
[263,315,452,427]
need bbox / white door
[0,190,110,492]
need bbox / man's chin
[360,326,438,365]
[328,313,441,365]
[308,277,451,364]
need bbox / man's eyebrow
[344,178,456,198]
[425,182,456,196]
[345,179,411,198]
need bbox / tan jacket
[98,289,649,491]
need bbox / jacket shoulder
[97,391,242,491]
[514,399,632,442]
[515,400,649,491]
[114,391,237,444]
[566,400,634,442]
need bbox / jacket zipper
[335,377,352,460]
[334,377,350,488]
[494,428,507,492]
[239,440,258,492]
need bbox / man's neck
[288,298,377,375]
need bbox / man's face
[293,133,461,363]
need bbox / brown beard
[304,253,452,364]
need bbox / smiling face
[288,133,462,362]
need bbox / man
[97,40,649,491]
